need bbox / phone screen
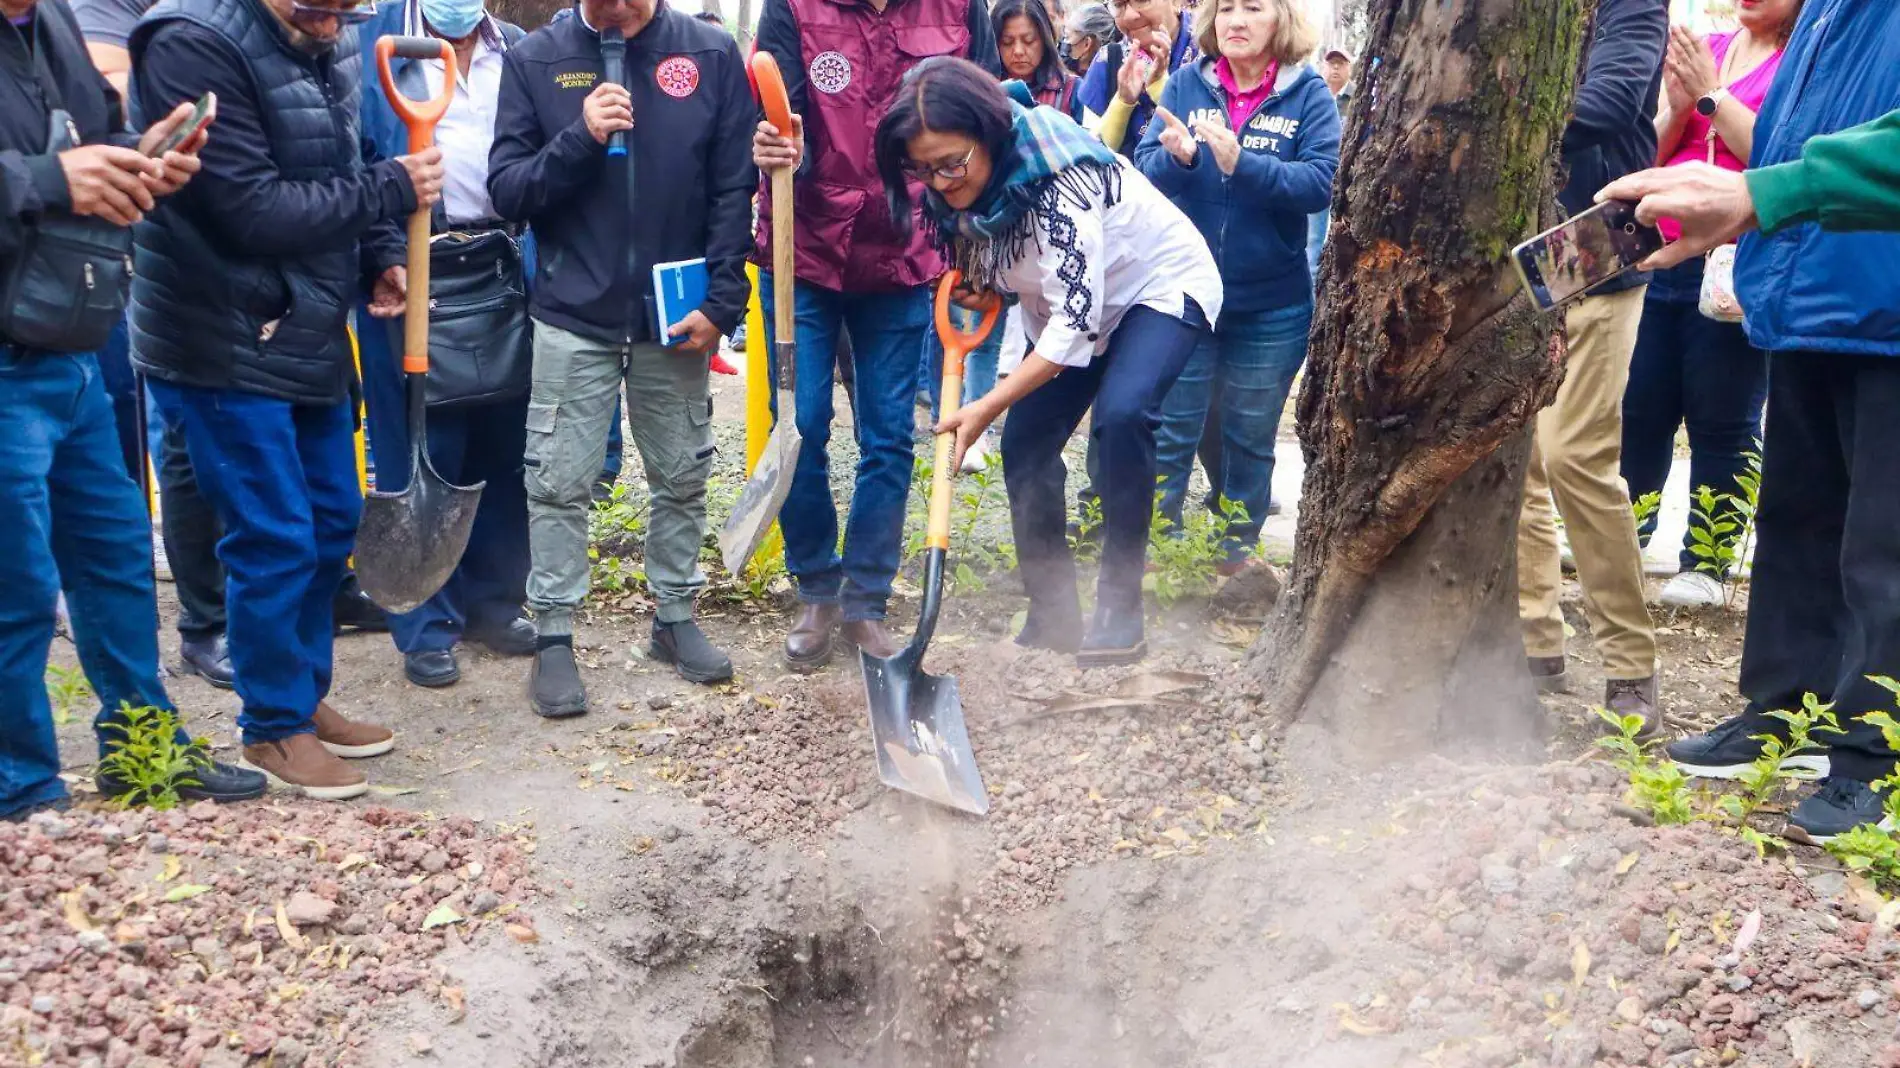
[149,93,215,157]
[1512,200,1665,312]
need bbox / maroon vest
[755,0,974,292]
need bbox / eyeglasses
[288,0,376,24]
[901,148,974,182]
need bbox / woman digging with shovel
[875,57,1222,666]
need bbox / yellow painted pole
[743,262,769,474]
[741,263,784,569]
[350,322,369,495]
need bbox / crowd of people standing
[4,0,1900,850]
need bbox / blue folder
[651,257,708,348]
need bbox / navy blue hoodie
[1135,58,1338,315]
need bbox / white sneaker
[960,434,996,474]
[1658,570,1725,608]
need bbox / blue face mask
[421,0,485,39]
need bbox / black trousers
[1002,301,1207,621]
[1739,351,1900,781]
[157,417,227,640]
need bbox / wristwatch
[1696,87,1730,117]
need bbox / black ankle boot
[1077,597,1146,668]
[649,619,733,684]
[530,641,588,718]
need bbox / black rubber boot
[1077,595,1146,668]
[649,619,734,684]
[530,641,588,718]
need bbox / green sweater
[1747,108,1900,235]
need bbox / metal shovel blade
[353,453,484,615]
[718,394,801,576]
[861,646,989,815]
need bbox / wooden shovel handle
[753,51,798,392]
[375,36,456,374]
[926,271,1001,551]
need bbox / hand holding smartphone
[1511,199,1665,312]
[149,92,216,157]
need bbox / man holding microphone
[489,0,756,715]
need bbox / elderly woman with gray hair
[1061,3,1119,81]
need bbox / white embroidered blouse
[991,156,1225,369]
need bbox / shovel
[353,36,483,615]
[860,272,1000,817]
[718,52,801,578]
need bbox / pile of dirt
[0,801,537,1068]
[608,636,1279,914]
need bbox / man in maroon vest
[753,0,997,671]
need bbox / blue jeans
[358,312,530,654]
[147,381,360,744]
[1620,262,1767,573]
[1002,301,1208,619]
[921,305,1003,413]
[1155,302,1312,561]
[760,273,928,621]
[602,391,625,479]
[0,351,179,818]
[1306,208,1329,280]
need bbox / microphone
[600,26,627,158]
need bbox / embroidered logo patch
[656,56,700,98]
[809,50,852,94]
[555,71,597,90]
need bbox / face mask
[1059,39,1085,75]
[421,0,484,39]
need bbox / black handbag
[0,20,134,354]
[422,226,531,407]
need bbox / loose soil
[17,379,1895,1068]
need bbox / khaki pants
[1518,286,1657,680]
[523,321,714,636]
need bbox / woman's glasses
[902,148,975,183]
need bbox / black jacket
[488,2,756,343]
[127,0,412,404]
[0,0,140,331]
[1560,0,1666,293]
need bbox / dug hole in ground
[13,375,1898,1068]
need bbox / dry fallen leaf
[157,855,183,883]
[505,923,540,944]
[1615,852,1640,876]
[1333,1003,1395,1037]
[61,889,98,933]
[422,905,464,931]
[1570,940,1592,989]
[275,899,308,951]
[164,884,213,903]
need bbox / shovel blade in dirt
[718,398,800,576]
[354,35,483,616]
[859,272,1000,817]
[861,554,989,816]
[355,451,484,614]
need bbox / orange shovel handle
[932,270,1002,380]
[375,36,458,153]
[751,51,795,136]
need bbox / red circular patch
[656,56,700,99]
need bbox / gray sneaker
[530,643,589,718]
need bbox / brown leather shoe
[785,602,841,672]
[1606,676,1661,742]
[313,701,395,759]
[839,619,901,659]
[241,733,368,801]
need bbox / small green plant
[1069,495,1105,563]
[1631,490,1662,530]
[1144,496,1245,608]
[1683,450,1762,609]
[96,704,204,811]
[45,664,92,727]
[589,549,644,593]
[1716,696,1843,854]
[1594,707,1699,826]
[590,483,649,557]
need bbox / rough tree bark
[1247,0,1596,760]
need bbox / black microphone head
[601,26,625,47]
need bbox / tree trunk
[1248,0,1596,759]
[735,0,755,48]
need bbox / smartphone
[1511,199,1664,312]
[149,92,216,157]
